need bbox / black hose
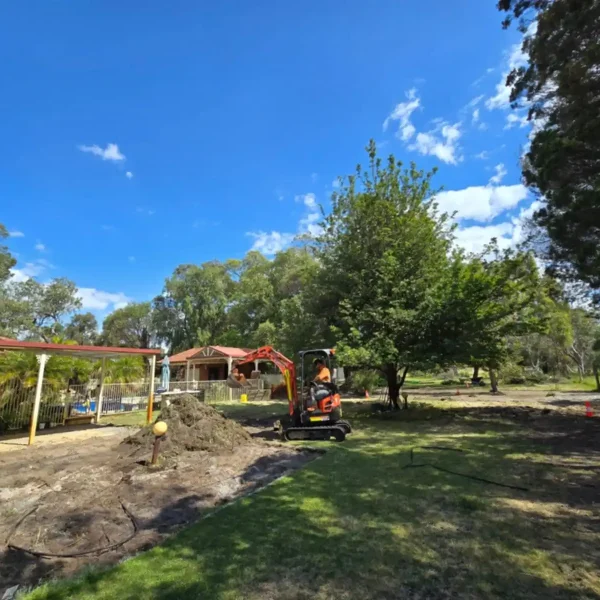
[403,447,529,492]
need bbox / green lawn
[23,401,600,600]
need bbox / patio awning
[0,339,161,360]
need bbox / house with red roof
[164,345,257,382]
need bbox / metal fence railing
[160,379,267,403]
[0,376,273,435]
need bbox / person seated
[313,359,331,384]
[312,359,333,402]
[232,366,247,385]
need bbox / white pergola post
[95,357,106,424]
[28,354,49,446]
[227,356,233,401]
[254,360,260,372]
[147,354,156,424]
[186,360,190,391]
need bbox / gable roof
[166,345,250,364]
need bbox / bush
[350,370,384,394]
[441,379,460,386]
[524,370,548,384]
[499,363,526,385]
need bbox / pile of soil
[124,395,251,457]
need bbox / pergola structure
[0,339,161,445]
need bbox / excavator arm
[235,346,298,413]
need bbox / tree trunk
[489,367,499,393]
[385,365,400,410]
[471,365,480,384]
[594,365,600,392]
[398,366,409,409]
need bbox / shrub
[499,363,526,385]
[350,370,384,394]
[441,379,460,386]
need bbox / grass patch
[22,401,600,600]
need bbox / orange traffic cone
[585,401,594,418]
[365,390,370,400]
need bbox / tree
[153,262,231,351]
[101,302,154,348]
[317,141,453,409]
[0,223,17,285]
[564,308,599,381]
[64,313,98,345]
[6,278,82,341]
[498,0,600,295]
[436,246,545,392]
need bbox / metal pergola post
[95,357,106,423]
[147,354,156,424]
[28,353,50,446]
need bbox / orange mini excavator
[233,345,352,442]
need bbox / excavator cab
[229,345,351,442]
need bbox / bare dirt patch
[0,397,316,596]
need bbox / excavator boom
[235,346,298,414]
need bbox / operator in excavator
[313,358,331,383]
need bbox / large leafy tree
[436,246,545,392]
[64,312,98,345]
[498,0,600,294]
[317,141,453,409]
[101,302,154,348]
[4,278,82,341]
[153,262,231,351]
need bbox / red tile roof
[166,345,251,364]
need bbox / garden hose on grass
[403,446,529,492]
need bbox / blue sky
[1,1,533,323]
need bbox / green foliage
[436,244,545,390]
[103,356,146,383]
[317,141,453,407]
[101,302,153,348]
[0,223,17,285]
[498,0,600,294]
[2,277,82,340]
[64,312,98,345]
[349,370,383,395]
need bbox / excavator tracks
[283,424,347,442]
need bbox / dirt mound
[124,395,251,457]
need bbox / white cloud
[34,241,46,252]
[505,112,529,129]
[454,200,541,254]
[125,171,134,179]
[332,179,340,189]
[474,150,490,160]
[9,258,54,282]
[128,256,136,263]
[489,163,507,186]
[472,108,480,124]
[247,231,295,255]
[248,192,322,255]
[77,288,131,311]
[434,183,528,222]
[486,35,531,111]
[136,206,155,216]
[8,231,24,238]
[78,143,126,162]
[409,122,463,165]
[383,88,420,141]
[310,172,318,183]
[296,193,317,210]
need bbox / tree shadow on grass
[27,421,600,600]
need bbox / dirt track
[0,424,316,596]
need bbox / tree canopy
[498,0,600,295]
